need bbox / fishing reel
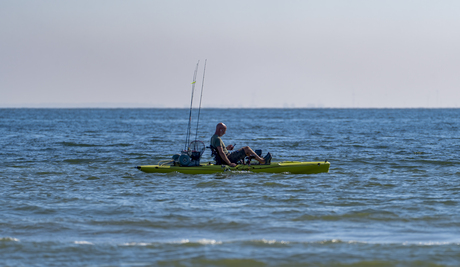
[172,140,206,167]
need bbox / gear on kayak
[171,140,206,167]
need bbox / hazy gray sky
[1,0,459,108]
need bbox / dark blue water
[1,108,460,266]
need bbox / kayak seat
[209,145,224,165]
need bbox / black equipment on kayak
[173,140,206,167]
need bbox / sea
[1,108,459,267]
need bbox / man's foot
[263,152,272,165]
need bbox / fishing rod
[184,61,200,152]
[194,59,207,143]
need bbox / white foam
[404,241,460,246]
[259,239,289,244]
[74,241,93,245]
[169,239,222,245]
[197,239,222,245]
[122,242,151,246]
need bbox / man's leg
[242,146,265,164]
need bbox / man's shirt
[210,134,228,155]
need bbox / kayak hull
[137,161,330,174]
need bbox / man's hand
[217,146,236,167]
[227,144,234,150]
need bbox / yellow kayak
[136,161,330,174]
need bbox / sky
[1,0,459,108]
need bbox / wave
[73,241,93,245]
[0,237,20,242]
[262,182,291,188]
[59,141,100,147]
[289,211,453,222]
[3,237,458,266]
[62,159,95,164]
[59,141,133,147]
[83,218,252,231]
[4,237,460,247]
[120,238,460,247]
[107,143,133,147]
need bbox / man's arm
[217,146,236,167]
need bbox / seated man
[210,122,272,167]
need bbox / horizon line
[1,106,459,109]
